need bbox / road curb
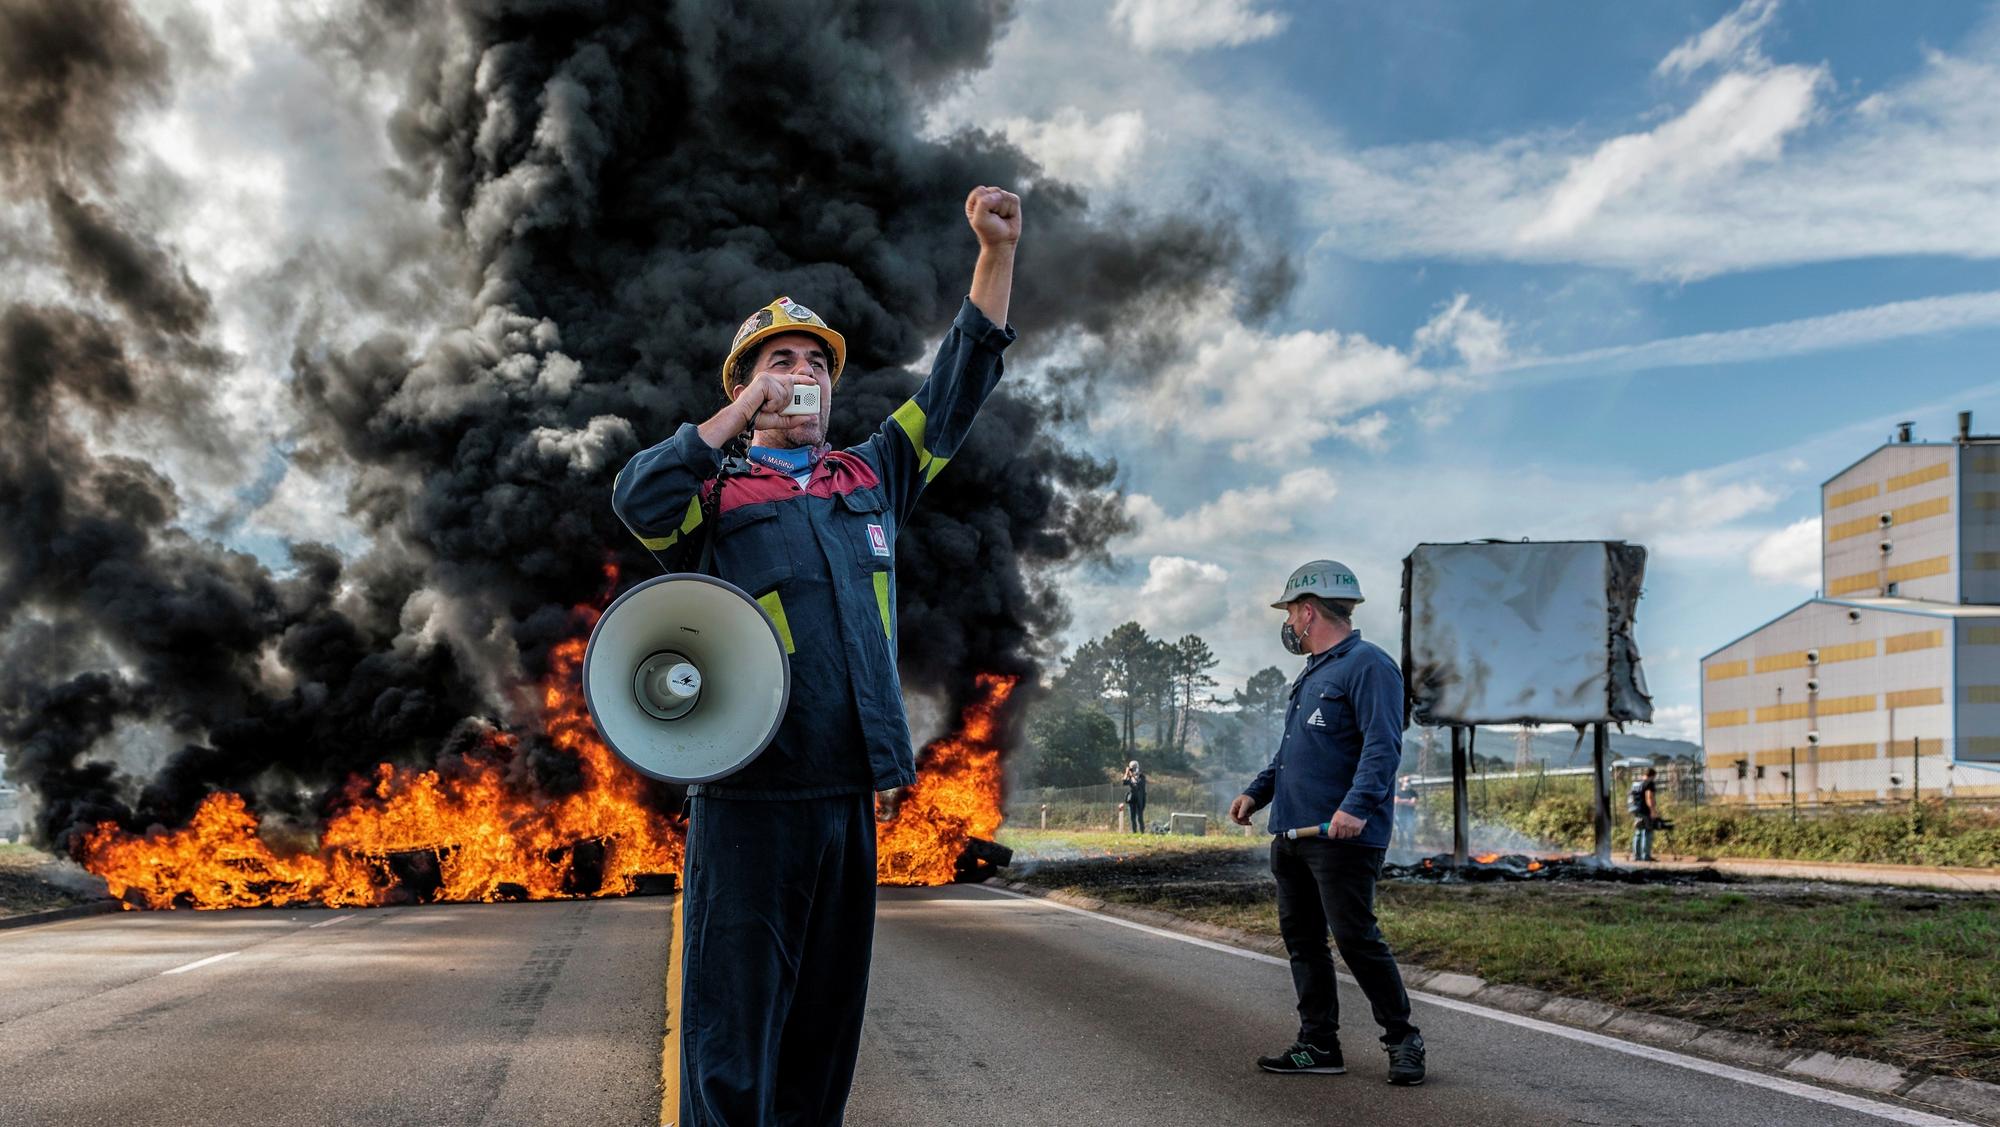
[0,900,121,931]
[989,877,2000,1126]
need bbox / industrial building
[1701,414,2000,805]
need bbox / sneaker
[1257,1041,1345,1075]
[1385,1032,1426,1086]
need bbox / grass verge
[1004,833,2000,1084]
[0,843,99,918]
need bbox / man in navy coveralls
[612,186,1021,1125]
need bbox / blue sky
[921,0,2000,741]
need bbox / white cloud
[1750,515,1822,588]
[1517,64,1822,243]
[1635,703,1702,743]
[1412,293,1511,370]
[1618,471,1784,561]
[1121,467,1339,556]
[1500,290,2000,387]
[1106,291,1504,458]
[999,107,1148,188]
[1108,0,1287,53]
[944,1,2000,282]
[1134,555,1232,635]
[1295,15,2000,279]
[1657,0,1780,79]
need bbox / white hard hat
[1271,560,1365,608]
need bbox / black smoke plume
[1,0,1293,849]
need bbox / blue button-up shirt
[1241,630,1405,849]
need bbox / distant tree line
[1024,621,1294,788]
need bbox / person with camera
[1628,765,1661,862]
[612,186,1021,1126]
[1227,561,1425,1087]
[1121,760,1148,833]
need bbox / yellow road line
[660,891,684,1127]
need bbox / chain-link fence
[1005,778,1243,833]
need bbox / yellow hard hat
[720,297,847,395]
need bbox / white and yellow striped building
[1701,430,2000,805]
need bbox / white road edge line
[307,914,354,929]
[160,951,240,976]
[969,884,1971,1127]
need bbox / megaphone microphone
[582,572,791,784]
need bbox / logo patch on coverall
[867,523,890,557]
[1306,708,1327,728]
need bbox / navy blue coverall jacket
[611,299,1015,1126]
[1242,631,1406,848]
[611,298,1017,796]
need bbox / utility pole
[1451,726,1469,871]
[1789,746,1798,823]
[1912,735,1923,835]
[1591,723,1611,866]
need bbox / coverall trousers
[1272,836,1419,1048]
[681,793,877,1126]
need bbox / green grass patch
[1012,845,2000,1083]
[997,826,1266,862]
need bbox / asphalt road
[848,885,1977,1127]
[0,888,1977,1127]
[0,899,669,1127]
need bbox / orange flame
[79,567,1014,907]
[80,630,682,910]
[876,673,1015,886]
[1473,852,1501,864]
[1527,860,1544,872]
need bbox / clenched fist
[966,186,1022,248]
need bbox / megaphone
[582,573,791,783]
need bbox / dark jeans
[1128,802,1145,832]
[681,793,877,1126]
[1272,836,1418,1047]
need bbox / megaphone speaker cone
[582,573,791,784]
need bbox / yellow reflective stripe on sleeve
[757,591,796,654]
[635,494,704,552]
[890,399,938,477]
[923,455,950,484]
[873,571,892,639]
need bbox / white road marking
[306,915,354,929]
[160,951,239,976]
[968,885,1971,1127]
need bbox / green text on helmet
[1270,560,1365,608]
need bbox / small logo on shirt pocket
[1306,708,1327,728]
[867,523,890,557]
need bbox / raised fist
[965,185,1022,248]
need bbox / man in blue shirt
[1229,560,1426,1086]
[613,186,1021,1125]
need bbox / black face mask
[1281,621,1306,656]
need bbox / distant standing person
[1393,776,1419,847]
[1228,561,1425,1086]
[1629,766,1659,862]
[1121,760,1148,833]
